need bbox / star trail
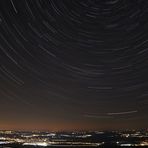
[0,0,148,131]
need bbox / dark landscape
[0,130,148,147]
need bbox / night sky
[0,0,148,131]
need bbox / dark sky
[0,0,148,131]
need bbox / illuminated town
[0,129,147,147]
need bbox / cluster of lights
[0,130,147,147]
[0,130,104,147]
